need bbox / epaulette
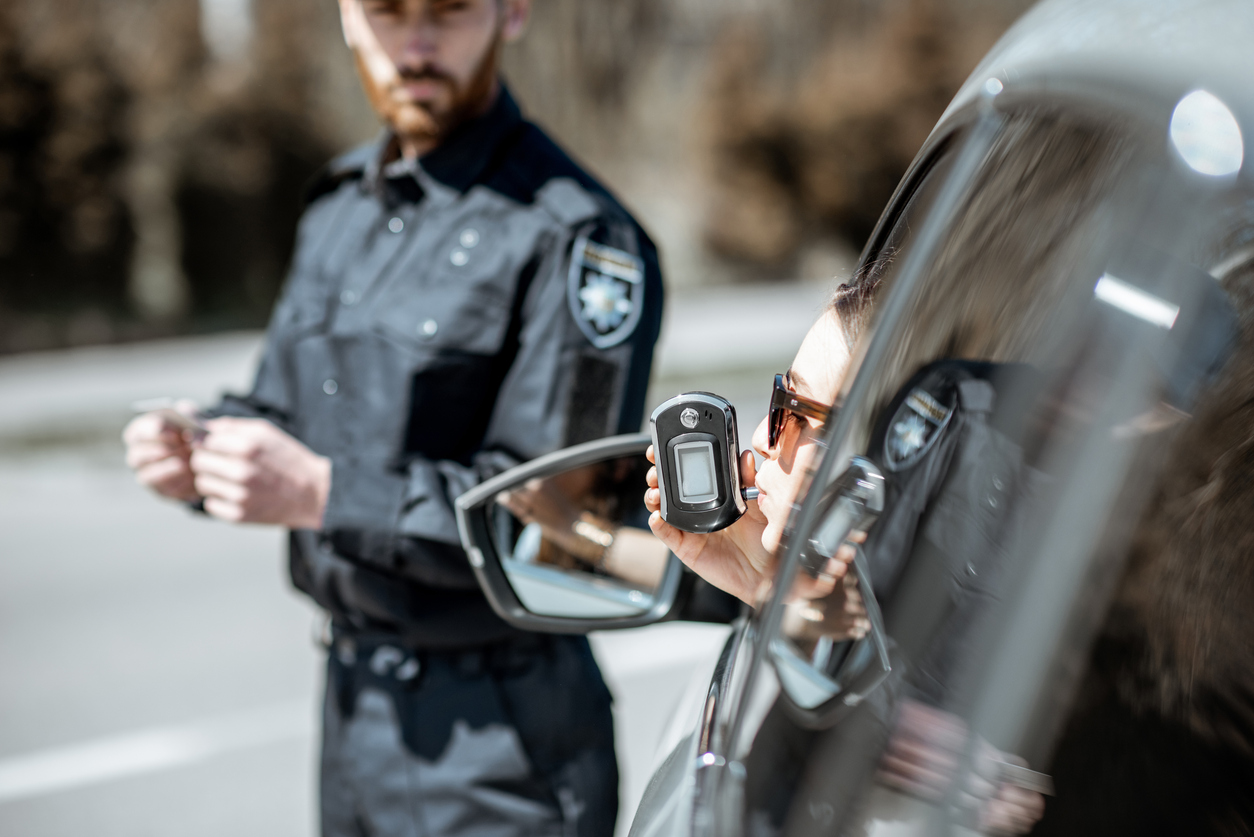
[535,177,601,227]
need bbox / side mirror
[455,433,685,632]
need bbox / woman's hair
[829,254,891,350]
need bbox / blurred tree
[0,0,1032,352]
[0,0,352,352]
[700,0,1031,266]
[0,0,136,350]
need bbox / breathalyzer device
[650,392,759,533]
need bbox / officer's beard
[353,34,501,158]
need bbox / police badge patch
[567,236,645,349]
[884,380,957,471]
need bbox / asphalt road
[0,280,835,836]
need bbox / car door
[454,430,753,837]
[457,3,1254,836]
[684,9,1254,837]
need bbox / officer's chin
[389,103,442,143]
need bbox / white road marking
[0,699,313,804]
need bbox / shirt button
[340,289,358,306]
[323,379,338,395]
[388,217,404,233]
[459,228,480,248]
[450,249,469,266]
[419,319,438,337]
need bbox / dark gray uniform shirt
[215,88,663,649]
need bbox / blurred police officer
[122,1,663,834]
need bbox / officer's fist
[123,402,201,503]
[189,417,331,530]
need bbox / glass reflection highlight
[1169,89,1244,177]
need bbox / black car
[456,0,1254,833]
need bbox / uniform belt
[323,622,547,687]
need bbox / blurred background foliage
[0,0,1029,355]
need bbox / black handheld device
[649,392,757,533]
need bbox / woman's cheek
[783,443,821,505]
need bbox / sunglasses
[768,373,833,449]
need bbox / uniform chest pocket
[373,285,514,357]
[274,285,331,341]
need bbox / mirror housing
[455,433,687,632]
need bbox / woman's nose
[751,414,771,459]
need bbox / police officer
[122,1,663,834]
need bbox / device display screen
[674,441,719,504]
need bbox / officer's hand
[123,402,200,503]
[497,477,604,563]
[189,417,331,529]
[498,477,584,538]
[644,445,772,605]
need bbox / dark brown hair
[829,253,891,350]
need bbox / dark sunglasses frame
[768,373,833,449]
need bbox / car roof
[938,0,1254,133]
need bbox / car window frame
[719,91,1012,756]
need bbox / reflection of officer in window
[122,1,663,835]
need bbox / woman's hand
[644,445,773,604]
[981,762,1047,835]
[782,570,870,645]
[877,700,1046,835]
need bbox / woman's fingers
[982,785,1045,834]
[644,455,660,512]
[647,511,687,556]
[645,444,655,465]
[739,450,757,488]
[644,487,661,512]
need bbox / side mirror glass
[456,434,684,631]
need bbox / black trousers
[320,633,619,837]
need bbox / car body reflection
[456,1,1254,833]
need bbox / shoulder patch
[536,178,600,226]
[884,376,958,471]
[567,236,645,349]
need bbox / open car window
[720,93,1252,837]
